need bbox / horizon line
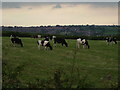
[1,24,119,27]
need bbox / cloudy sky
[2,2,118,26]
[2,0,120,2]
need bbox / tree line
[2,30,120,40]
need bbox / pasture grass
[2,37,118,88]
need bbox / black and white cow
[11,36,23,47]
[10,35,13,39]
[44,36,50,41]
[53,37,68,47]
[52,36,56,40]
[106,37,117,45]
[76,38,90,49]
[37,35,41,38]
[37,39,53,50]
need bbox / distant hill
[1,25,119,36]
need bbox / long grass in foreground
[2,37,118,88]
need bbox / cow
[37,39,53,50]
[106,37,117,45]
[10,34,17,39]
[53,37,68,47]
[52,36,56,40]
[33,35,39,39]
[76,38,90,49]
[37,35,41,38]
[10,35,13,39]
[11,36,23,47]
[44,36,50,41]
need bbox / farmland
[2,37,118,88]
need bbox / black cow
[11,37,23,47]
[54,38,68,47]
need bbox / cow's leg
[83,44,85,49]
[44,46,47,50]
[76,42,79,48]
[46,47,48,50]
[13,42,16,47]
[48,45,53,50]
[114,41,117,44]
[85,45,87,49]
[53,40,57,47]
[110,42,112,45]
[44,47,46,50]
[38,45,40,49]
[78,43,80,48]
[76,42,78,48]
[111,41,113,45]
[18,39,23,47]
[54,41,56,47]
[53,43,56,47]
[84,43,87,49]
[11,40,16,47]
[13,44,15,47]
[77,43,80,48]
[112,41,114,44]
[62,43,64,46]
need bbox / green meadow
[2,37,118,88]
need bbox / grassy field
[2,37,118,88]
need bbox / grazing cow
[10,34,17,39]
[37,39,53,50]
[33,35,38,39]
[52,36,56,40]
[53,38,68,47]
[48,36,53,40]
[113,37,117,44]
[106,37,117,45]
[44,36,50,41]
[76,38,90,49]
[10,35,13,39]
[37,35,41,38]
[11,37,23,47]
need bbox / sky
[1,2,118,26]
[2,0,120,2]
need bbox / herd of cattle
[10,35,118,50]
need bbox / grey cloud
[89,2,118,8]
[2,0,120,2]
[53,4,62,9]
[64,2,117,8]
[28,7,32,10]
[2,2,118,9]
[2,2,22,9]
[2,2,50,9]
